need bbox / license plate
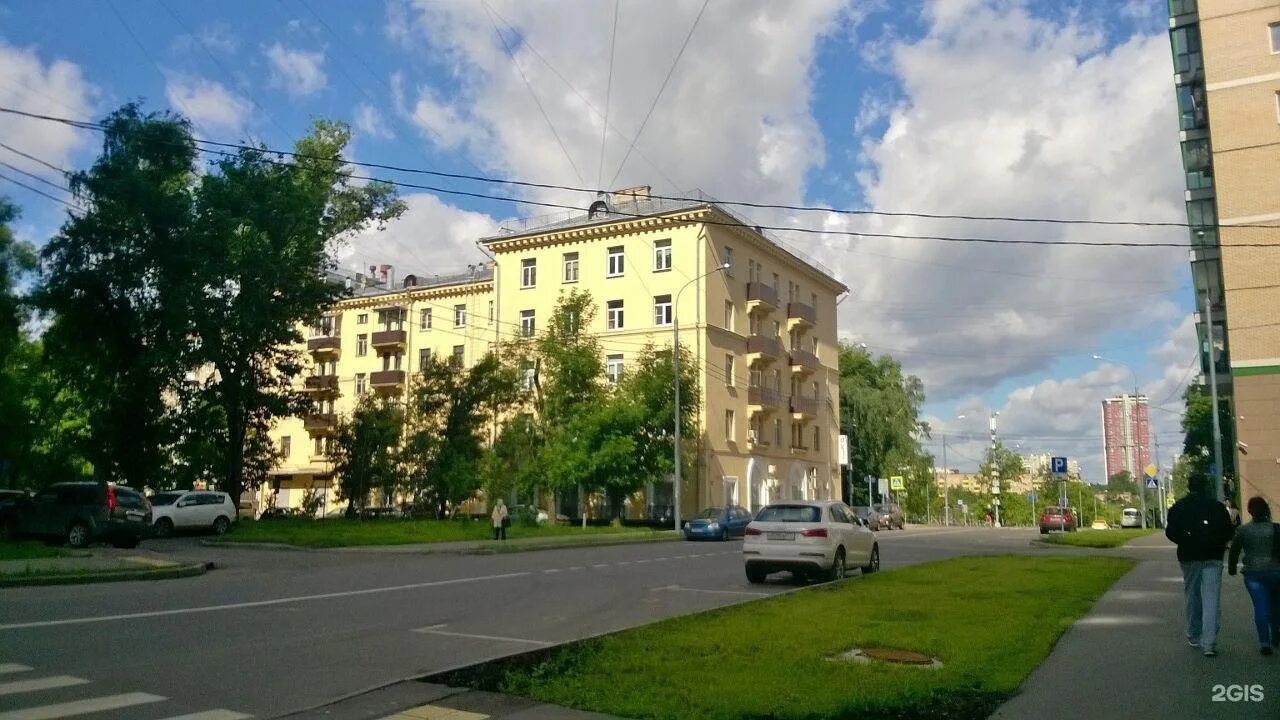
[767,531,795,541]
[125,511,144,521]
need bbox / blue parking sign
[1051,457,1068,474]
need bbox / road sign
[838,435,849,466]
[1145,476,1159,490]
[1051,456,1068,474]
[991,480,1001,494]
[889,475,905,491]
[877,477,888,498]
[1144,463,1158,478]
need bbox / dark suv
[0,488,32,540]
[15,482,151,548]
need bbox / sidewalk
[991,532,1279,719]
[280,682,619,720]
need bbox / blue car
[682,505,752,540]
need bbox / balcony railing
[303,413,336,433]
[789,348,818,372]
[371,329,407,348]
[787,302,816,325]
[746,282,779,309]
[304,375,339,393]
[307,336,340,353]
[370,369,406,387]
[747,387,781,408]
[790,397,818,417]
[746,334,783,360]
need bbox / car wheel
[861,544,879,574]
[828,547,847,582]
[745,565,768,584]
[720,528,729,541]
[66,522,90,549]
[153,518,174,538]
[112,535,139,549]
[212,516,231,535]
[1040,527,1049,535]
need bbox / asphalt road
[0,526,1040,719]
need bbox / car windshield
[695,507,723,519]
[149,492,183,506]
[852,506,871,517]
[755,505,821,523]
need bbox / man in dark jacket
[1165,474,1235,657]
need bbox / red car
[1039,506,1076,534]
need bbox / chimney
[614,185,651,202]
[403,274,417,288]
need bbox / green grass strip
[222,517,662,548]
[1039,528,1156,548]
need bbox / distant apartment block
[1101,394,1151,480]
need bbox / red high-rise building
[1102,395,1151,480]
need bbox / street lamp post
[990,411,1001,528]
[672,262,730,533]
[1093,355,1147,529]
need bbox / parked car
[743,501,879,583]
[1120,507,1142,528]
[872,503,904,530]
[851,505,878,530]
[148,490,238,537]
[0,488,33,540]
[1039,506,1077,534]
[683,505,751,540]
[14,482,150,548]
[1090,520,1109,530]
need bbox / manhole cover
[829,647,944,669]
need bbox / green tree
[37,105,199,488]
[2,338,92,487]
[979,442,1025,523]
[535,290,604,425]
[188,119,403,505]
[1106,470,1137,497]
[0,196,38,486]
[329,394,403,514]
[1180,383,1235,488]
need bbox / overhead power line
[0,170,81,211]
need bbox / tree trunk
[222,401,247,508]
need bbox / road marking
[0,692,164,720]
[636,559,650,564]
[0,675,89,696]
[567,566,584,571]
[0,665,31,675]
[0,571,531,632]
[617,561,631,566]
[672,555,687,560]
[653,557,669,561]
[155,711,252,720]
[412,627,552,646]
[655,585,767,597]
[541,568,560,574]
[591,564,609,568]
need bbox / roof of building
[326,264,494,301]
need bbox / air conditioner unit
[748,429,759,444]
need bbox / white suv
[743,501,879,583]
[148,490,237,537]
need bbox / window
[654,239,672,271]
[312,315,335,337]
[520,309,536,337]
[724,354,734,387]
[606,354,623,384]
[725,409,736,443]
[488,300,494,323]
[313,436,324,456]
[419,348,431,369]
[451,345,464,368]
[724,300,735,331]
[382,353,403,371]
[607,246,624,277]
[773,419,782,447]
[653,294,672,326]
[521,258,537,288]
[748,259,758,283]
[607,299,624,330]
[420,308,432,330]
[723,246,734,276]
[523,365,536,391]
[810,291,817,309]
[563,252,579,283]
[813,426,821,452]
[357,313,368,325]
[280,436,291,457]
[772,272,780,291]
[355,373,367,395]
[749,416,762,444]
[454,304,467,328]
[749,314,761,336]
[356,334,368,357]
[1271,22,1280,53]
[788,281,797,303]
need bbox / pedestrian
[491,498,509,541]
[1225,498,1242,528]
[1165,474,1235,657]
[1228,496,1280,655]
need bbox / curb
[201,534,681,555]
[0,561,213,588]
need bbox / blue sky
[0,0,1198,479]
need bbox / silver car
[743,501,880,583]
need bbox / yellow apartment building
[264,187,847,519]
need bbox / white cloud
[265,42,327,98]
[354,103,395,140]
[338,193,496,277]
[0,42,95,191]
[407,86,484,151]
[164,74,252,133]
[173,23,238,54]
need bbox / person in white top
[491,499,509,541]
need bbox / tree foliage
[1180,382,1235,487]
[0,196,40,486]
[328,394,403,512]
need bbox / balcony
[746,282,779,312]
[307,336,340,355]
[303,413,336,434]
[747,387,781,413]
[370,369,406,390]
[371,329,407,349]
[789,348,818,374]
[747,430,769,447]
[790,396,818,419]
[304,375,339,393]
[746,334,783,364]
[787,302,816,327]
[790,444,808,455]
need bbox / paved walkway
[991,532,1279,719]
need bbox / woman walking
[1227,496,1280,655]
[491,499,509,541]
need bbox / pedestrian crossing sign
[1145,476,1159,490]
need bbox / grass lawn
[446,555,1132,720]
[1040,528,1156,548]
[223,517,664,547]
[0,541,70,561]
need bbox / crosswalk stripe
[155,710,253,720]
[0,692,165,720]
[0,675,88,696]
[0,666,31,675]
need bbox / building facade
[1101,394,1151,481]
[266,187,847,517]
[1169,0,1278,506]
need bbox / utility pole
[942,436,950,526]
[990,412,1002,528]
